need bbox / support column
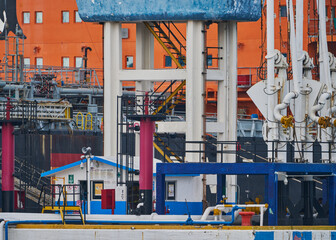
[135,23,154,156]
[103,22,122,156]
[156,172,166,215]
[2,123,14,212]
[217,21,237,202]
[139,118,155,214]
[185,20,204,162]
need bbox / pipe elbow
[309,92,331,123]
[274,103,286,121]
[274,92,298,122]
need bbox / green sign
[68,174,74,184]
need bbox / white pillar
[135,23,155,156]
[104,22,122,156]
[217,21,237,202]
[185,20,204,162]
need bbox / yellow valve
[280,116,294,128]
[318,116,332,129]
[220,197,228,204]
[213,209,221,216]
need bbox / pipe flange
[318,116,332,128]
[280,116,294,128]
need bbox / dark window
[280,6,287,17]
[165,56,172,67]
[126,56,134,68]
[207,55,213,66]
[178,57,185,67]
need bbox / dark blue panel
[76,0,261,22]
[331,232,336,240]
[254,232,274,240]
[292,232,312,240]
[165,201,202,215]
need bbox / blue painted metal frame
[156,163,336,225]
[76,0,261,22]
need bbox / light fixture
[80,161,84,169]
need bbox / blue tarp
[76,0,261,22]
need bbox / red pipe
[2,122,15,211]
[139,118,154,191]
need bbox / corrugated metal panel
[76,0,261,22]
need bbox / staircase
[41,184,85,225]
[144,21,187,162]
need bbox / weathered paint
[75,0,261,22]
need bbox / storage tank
[76,0,261,22]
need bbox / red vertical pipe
[2,122,15,211]
[139,118,154,191]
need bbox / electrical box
[101,189,115,214]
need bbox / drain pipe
[273,0,300,124]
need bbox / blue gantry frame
[156,163,336,225]
[76,0,261,22]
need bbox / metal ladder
[144,21,187,162]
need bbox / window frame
[166,181,176,200]
[126,56,134,68]
[62,57,70,68]
[164,55,172,68]
[62,11,70,23]
[91,181,104,200]
[23,58,30,68]
[22,12,30,24]
[280,6,287,18]
[75,10,82,23]
[36,57,43,68]
[35,11,43,24]
[75,57,83,68]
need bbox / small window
[326,6,329,18]
[165,56,172,67]
[35,11,43,23]
[75,11,82,23]
[207,55,213,66]
[280,6,287,17]
[62,57,70,67]
[36,57,43,68]
[92,181,104,199]
[62,11,69,23]
[75,57,83,68]
[23,12,30,24]
[126,56,134,68]
[332,7,335,19]
[178,57,185,67]
[24,58,30,67]
[166,181,176,200]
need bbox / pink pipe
[2,122,14,191]
[139,118,155,190]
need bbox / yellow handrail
[85,112,93,130]
[76,112,84,130]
